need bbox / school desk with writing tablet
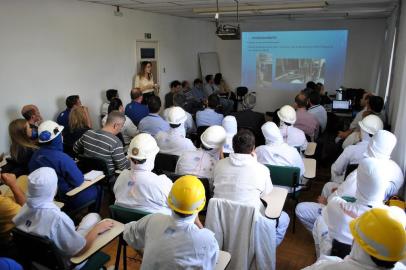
[215,250,231,270]
[261,187,288,219]
[66,174,105,197]
[304,142,317,156]
[71,219,124,265]
[303,158,316,179]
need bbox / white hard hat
[38,120,64,143]
[127,133,159,160]
[367,130,396,159]
[261,122,283,144]
[358,114,383,135]
[201,125,226,149]
[166,106,187,125]
[277,105,296,124]
[222,116,237,136]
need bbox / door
[135,41,159,88]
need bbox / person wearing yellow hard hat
[302,206,406,270]
[123,175,219,270]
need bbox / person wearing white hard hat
[312,158,387,259]
[175,125,226,179]
[13,167,114,269]
[213,129,290,245]
[113,133,174,215]
[222,116,237,155]
[277,105,308,152]
[29,120,102,211]
[302,206,406,270]
[256,121,305,177]
[156,107,196,156]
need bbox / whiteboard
[199,52,220,78]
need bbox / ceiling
[76,0,399,21]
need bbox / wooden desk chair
[11,228,110,270]
[109,205,151,270]
[265,164,302,233]
[153,153,179,175]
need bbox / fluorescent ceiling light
[193,1,327,14]
[195,7,325,16]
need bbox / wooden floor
[97,164,331,270]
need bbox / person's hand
[317,196,327,205]
[1,173,17,187]
[337,130,349,139]
[95,220,114,235]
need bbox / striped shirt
[73,129,130,175]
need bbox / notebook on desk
[84,170,104,181]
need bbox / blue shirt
[196,108,224,127]
[56,108,71,130]
[138,113,170,137]
[125,101,149,126]
[190,86,207,102]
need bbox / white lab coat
[222,116,237,154]
[162,108,196,134]
[113,161,173,215]
[155,128,196,156]
[124,213,219,270]
[175,148,218,179]
[308,105,328,133]
[205,198,277,270]
[102,114,138,148]
[279,124,308,151]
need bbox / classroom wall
[215,18,387,113]
[0,0,216,153]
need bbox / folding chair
[12,228,110,270]
[109,205,151,270]
[265,165,302,233]
[153,153,179,175]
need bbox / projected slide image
[256,53,273,87]
[275,58,325,84]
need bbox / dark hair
[205,74,213,83]
[130,158,147,164]
[295,93,308,108]
[368,95,384,113]
[106,89,118,101]
[214,73,222,85]
[301,87,313,98]
[130,88,143,100]
[370,256,396,269]
[173,93,186,107]
[207,94,220,109]
[181,80,189,88]
[233,129,255,154]
[22,109,36,121]
[306,81,317,90]
[170,80,181,89]
[194,78,203,85]
[66,95,80,109]
[147,96,162,113]
[108,98,123,114]
[169,123,181,129]
[308,90,321,105]
[138,61,152,80]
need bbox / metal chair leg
[123,241,127,270]
[114,236,122,270]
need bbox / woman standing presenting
[135,61,159,104]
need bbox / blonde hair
[137,61,152,80]
[69,107,88,130]
[9,119,37,161]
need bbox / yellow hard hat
[167,175,206,215]
[350,206,406,262]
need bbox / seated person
[30,121,102,211]
[176,126,226,179]
[57,95,91,131]
[21,104,42,137]
[222,116,237,155]
[196,94,224,127]
[294,93,320,141]
[302,206,406,270]
[331,115,383,184]
[156,107,196,156]
[190,78,207,103]
[204,74,216,96]
[63,106,91,157]
[13,167,113,269]
[114,133,173,214]
[74,112,130,176]
[214,73,237,113]
[308,90,328,133]
[138,96,170,136]
[0,173,26,252]
[164,80,182,109]
[256,122,304,177]
[0,258,23,270]
[213,129,290,245]
[2,119,38,176]
[277,105,308,151]
[316,82,331,105]
[101,89,118,117]
[162,93,196,135]
[123,175,219,269]
[102,98,138,152]
[125,88,149,126]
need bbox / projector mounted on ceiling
[215,0,241,40]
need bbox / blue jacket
[125,101,149,126]
[56,108,71,130]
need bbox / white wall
[215,18,387,113]
[0,0,216,153]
